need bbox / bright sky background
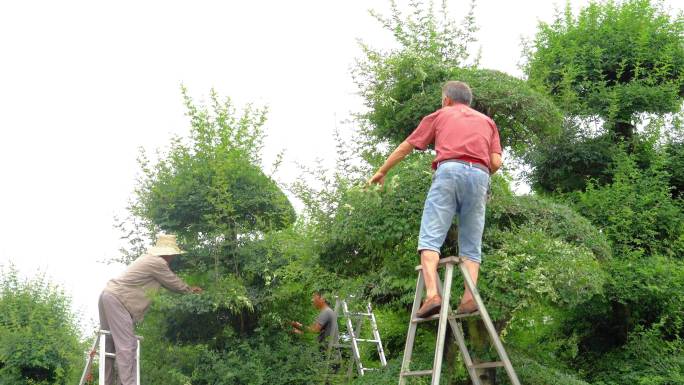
[1,0,681,334]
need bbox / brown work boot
[416,295,442,318]
[456,299,478,314]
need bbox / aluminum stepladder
[78,329,142,385]
[398,256,520,385]
[328,296,388,378]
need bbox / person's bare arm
[290,321,322,333]
[368,141,415,185]
[490,153,502,175]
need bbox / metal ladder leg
[136,338,141,385]
[398,269,425,385]
[459,262,521,385]
[349,314,364,378]
[430,263,454,385]
[367,302,388,367]
[78,333,99,385]
[343,300,364,376]
[99,331,106,385]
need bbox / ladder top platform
[98,330,144,340]
[414,256,466,271]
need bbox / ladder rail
[459,262,521,385]
[435,273,482,385]
[399,270,425,385]
[430,263,454,385]
[99,332,106,385]
[367,302,388,367]
[342,300,364,376]
[78,334,99,385]
[136,338,141,385]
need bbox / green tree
[354,1,562,159]
[524,0,684,141]
[664,138,684,197]
[0,266,82,385]
[121,88,329,385]
[130,87,295,274]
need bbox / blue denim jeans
[417,161,489,263]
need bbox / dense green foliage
[526,0,684,194]
[354,1,562,158]
[354,0,561,159]
[524,0,684,140]
[108,1,684,385]
[526,122,619,192]
[570,149,684,257]
[665,138,684,197]
[0,267,82,385]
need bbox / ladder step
[401,370,433,377]
[469,361,505,369]
[350,312,372,317]
[104,353,116,358]
[453,310,480,319]
[411,311,481,323]
[412,314,441,323]
[355,339,379,343]
[99,330,144,340]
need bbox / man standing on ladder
[368,81,502,319]
[98,233,202,385]
[291,291,339,347]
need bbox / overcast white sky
[1,0,681,334]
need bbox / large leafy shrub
[0,266,82,385]
[570,149,684,257]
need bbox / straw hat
[147,234,185,256]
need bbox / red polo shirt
[406,104,502,171]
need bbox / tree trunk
[468,319,497,385]
[613,120,635,145]
[444,327,460,384]
[443,320,498,384]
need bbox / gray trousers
[98,291,138,385]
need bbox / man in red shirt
[369,81,502,318]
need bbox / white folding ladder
[328,296,387,378]
[78,329,142,385]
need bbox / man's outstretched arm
[368,141,415,185]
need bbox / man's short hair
[442,81,473,106]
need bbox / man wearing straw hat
[98,233,202,385]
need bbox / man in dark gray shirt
[291,291,338,345]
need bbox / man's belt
[437,158,490,174]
